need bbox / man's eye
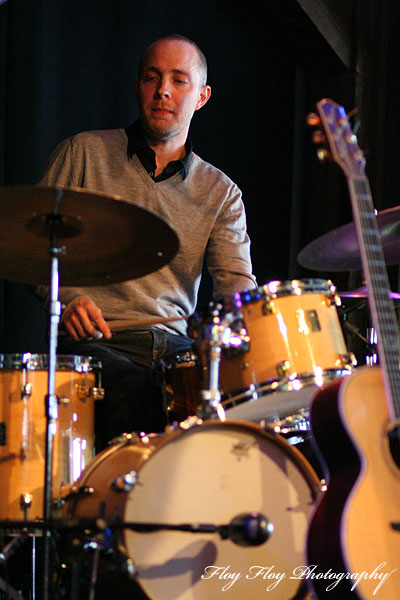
[175,79,188,84]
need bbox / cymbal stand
[41,192,69,600]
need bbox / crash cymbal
[339,286,400,300]
[298,205,400,271]
[0,185,179,286]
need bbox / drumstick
[108,315,190,332]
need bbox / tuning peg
[312,130,326,144]
[317,148,330,162]
[307,112,320,127]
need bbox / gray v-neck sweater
[38,128,257,335]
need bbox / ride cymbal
[0,185,179,286]
[298,205,400,271]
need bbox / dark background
[1,0,399,362]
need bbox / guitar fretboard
[349,177,400,420]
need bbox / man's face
[134,39,210,143]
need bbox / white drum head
[224,386,318,422]
[124,422,317,600]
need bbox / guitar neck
[349,176,400,421]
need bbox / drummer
[37,34,257,450]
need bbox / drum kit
[0,185,399,600]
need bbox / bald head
[138,34,208,88]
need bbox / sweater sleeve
[206,183,257,298]
[39,138,78,188]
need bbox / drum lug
[123,557,137,580]
[110,431,140,445]
[75,384,105,401]
[20,493,33,510]
[111,471,138,492]
[277,360,291,377]
[166,415,203,432]
[336,353,357,369]
[319,478,328,492]
[332,292,342,307]
[262,297,276,315]
[76,384,91,400]
[59,396,71,406]
[92,386,105,400]
[20,383,33,399]
[83,539,100,553]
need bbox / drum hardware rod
[0,513,273,546]
[53,512,274,547]
[121,511,274,547]
[339,299,367,315]
[342,320,376,351]
[197,307,236,420]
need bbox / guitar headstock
[307,98,366,178]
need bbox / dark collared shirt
[125,120,192,182]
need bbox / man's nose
[155,77,171,98]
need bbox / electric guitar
[306,99,400,599]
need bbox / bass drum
[65,420,319,600]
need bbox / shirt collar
[125,119,192,180]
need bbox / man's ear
[195,85,212,111]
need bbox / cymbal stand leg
[0,577,24,600]
[0,533,29,566]
[0,533,28,600]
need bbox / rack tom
[196,279,355,421]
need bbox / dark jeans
[58,328,193,452]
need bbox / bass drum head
[124,421,318,600]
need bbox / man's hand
[62,296,112,341]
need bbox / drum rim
[0,353,102,371]
[74,419,320,500]
[223,277,337,308]
[220,368,353,410]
